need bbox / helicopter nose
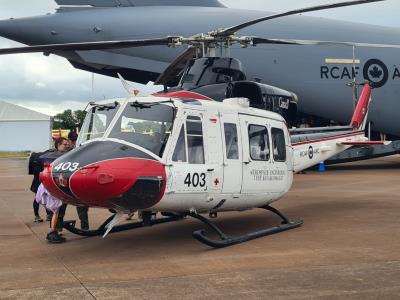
[40,141,167,211]
[70,158,166,210]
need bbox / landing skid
[189,206,303,248]
[62,213,184,237]
[62,207,302,247]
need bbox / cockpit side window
[172,126,187,162]
[271,128,286,162]
[78,103,120,145]
[186,116,205,164]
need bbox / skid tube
[62,213,185,237]
[189,205,303,248]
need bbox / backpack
[28,150,53,175]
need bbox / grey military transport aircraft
[0,0,399,138]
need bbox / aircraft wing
[340,141,391,146]
[55,0,225,7]
[55,0,136,6]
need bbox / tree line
[53,109,86,130]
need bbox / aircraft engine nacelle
[229,81,298,123]
[177,57,298,122]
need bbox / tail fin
[350,82,371,131]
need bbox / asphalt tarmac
[0,156,399,299]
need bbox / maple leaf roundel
[363,59,388,88]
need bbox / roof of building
[0,101,51,122]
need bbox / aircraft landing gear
[62,213,184,237]
[62,207,302,247]
[189,206,303,248]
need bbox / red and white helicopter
[38,82,375,247]
[0,0,392,247]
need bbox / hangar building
[0,101,52,152]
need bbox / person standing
[68,128,78,148]
[56,204,89,231]
[54,137,90,231]
[28,151,53,222]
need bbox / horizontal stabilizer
[55,0,225,7]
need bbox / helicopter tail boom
[290,83,376,172]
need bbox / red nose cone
[42,158,166,210]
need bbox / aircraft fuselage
[0,5,399,135]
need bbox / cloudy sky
[0,0,398,116]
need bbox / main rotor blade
[251,38,301,45]
[218,0,385,37]
[0,37,179,55]
[251,37,400,49]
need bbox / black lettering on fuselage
[341,67,351,79]
[321,66,360,80]
[393,67,400,80]
[352,67,360,78]
[321,66,329,79]
[331,67,340,79]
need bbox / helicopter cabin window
[248,125,270,161]
[172,126,187,162]
[224,123,239,159]
[186,116,205,164]
[271,128,286,162]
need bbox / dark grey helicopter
[0,0,399,138]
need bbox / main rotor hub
[170,34,255,57]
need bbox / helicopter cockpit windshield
[77,101,120,145]
[109,102,175,158]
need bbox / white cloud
[18,100,86,116]
[35,82,46,88]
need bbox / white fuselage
[151,97,366,213]
[53,96,366,214]
[153,97,292,213]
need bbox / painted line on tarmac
[0,175,30,178]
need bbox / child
[35,183,65,244]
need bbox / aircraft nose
[70,158,166,210]
[0,16,56,45]
[0,18,22,41]
[40,141,167,211]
